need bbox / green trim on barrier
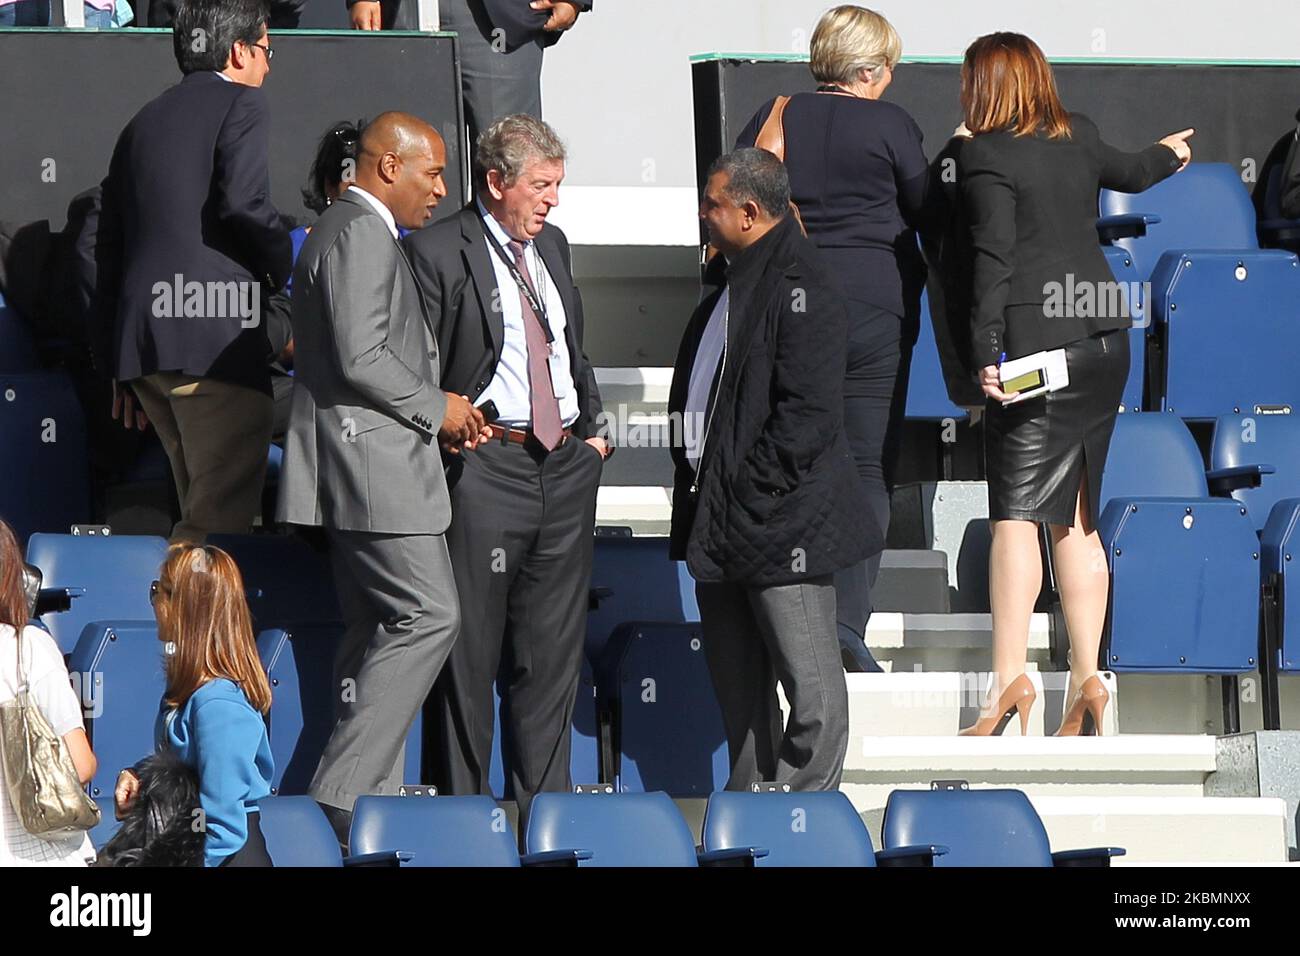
[689,52,1300,67]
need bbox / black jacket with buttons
[668,216,881,585]
[961,113,1181,368]
[402,203,602,440]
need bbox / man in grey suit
[276,111,488,843]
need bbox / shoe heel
[1085,696,1107,736]
[1016,695,1033,736]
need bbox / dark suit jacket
[961,113,1181,368]
[93,71,292,392]
[360,0,591,44]
[402,202,602,440]
[667,216,879,585]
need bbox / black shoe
[838,625,882,673]
[317,802,353,854]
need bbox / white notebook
[999,348,1069,406]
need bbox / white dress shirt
[348,186,400,240]
[684,286,729,472]
[475,199,579,428]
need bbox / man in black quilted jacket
[668,148,881,791]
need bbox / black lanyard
[482,220,555,344]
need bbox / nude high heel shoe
[959,674,1036,736]
[1055,675,1109,736]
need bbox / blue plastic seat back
[905,290,966,421]
[207,533,341,627]
[702,790,876,867]
[258,795,344,867]
[1101,246,1148,412]
[0,372,90,543]
[0,301,39,372]
[257,625,423,795]
[1098,497,1259,673]
[26,533,169,655]
[1098,413,1208,517]
[883,788,1052,867]
[596,622,728,796]
[525,791,698,867]
[350,795,520,867]
[1211,414,1300,532]
[1261,498,1300,673]
[68,622,165,801]
[1100,163,1258,278]
[587,535,698,663]
[1148,250,1300,418]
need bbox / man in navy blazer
[94,0,291,543]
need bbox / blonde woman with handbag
[0,519,99,866]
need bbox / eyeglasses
[249,41,274,61]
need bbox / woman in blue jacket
[115,543,274,866]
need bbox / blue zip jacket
[156,678,274,867]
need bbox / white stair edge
[852,734,1218,772]
[865,612,1050,650]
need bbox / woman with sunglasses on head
[115,543,274,865]
[957,33,1192,735]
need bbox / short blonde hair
[810,5,903,85]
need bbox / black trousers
[832,305,916,663]
[218,811,272,867]
[432,435,602,827]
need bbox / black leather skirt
[984,326,1129,527]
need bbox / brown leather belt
[484,423,573,448]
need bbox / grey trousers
[439,0,545,148]
[696,575,848,792]
[310,529,461,812]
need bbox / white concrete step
[845,670,1120,737]
[840,734,1217,813]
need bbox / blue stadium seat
[258,795,344,867]
[207,533,341,627]
[350,795,520,867]
[1146,250,1300,419]
[882,788,1123,867]
[1210,413,1300,533]
[524,791,698,867]
[25,533,168,655]
[257,624,423,795]
[68,621,165,801]
[587,534,698,664]
[701,790,944,867]
[1099,163,1259,279]
[0,299,39,372]
[1100,246,1147,412]
[595,622,728,796]
[1260,499,1300,730]
[0,372,90,543]
[904,290,967,421]
[1098,414,1261,676]
[89,797,121,853]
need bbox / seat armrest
[342,850,412,867]
[1206,464,1275,496]
[1052,846,1126,867]
[520,848,594,867]
[1096,213,1161,243]
[697,845,769,867]
[875,843,949,867]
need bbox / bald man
[277,112,488,844]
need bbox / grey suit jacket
[276,191,451,534]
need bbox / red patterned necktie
[508,239,563,450]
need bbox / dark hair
[0,519,28,633]
[706,147,791,219]
[303,119,365,215]
[172,0,270,75]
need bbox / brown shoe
[959,674,1036,736]
[1055,675,1109,737]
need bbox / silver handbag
[0,628,100,835]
